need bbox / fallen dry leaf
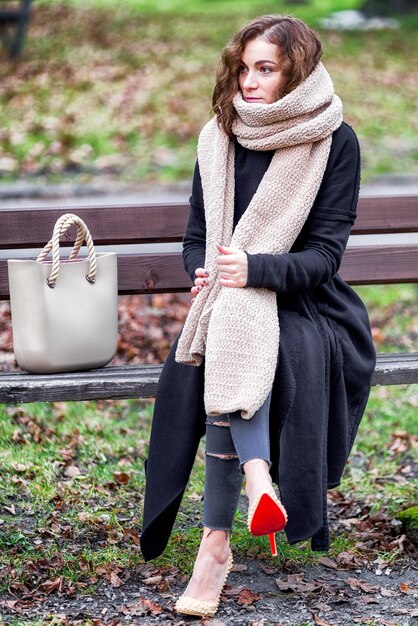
[276,574,322,594]
[231,563,248,573]
[1,600,20,612]
[118,600,147,616]
[399,582,418,594]
[236,588,262,606]
[113,471,130,485]
[109,571,124,587]
[58,448,75,461]
[345,577,380,593]
[393,608,418,617]
[142,575,162,585]
[318,556,338,569]
[123,527,140,545]
[142,598,163,615]
[222,585,243,596]
[42,576,64,594]
[335,550,363,569]
[361,596,380,604]
[371,327,385,343]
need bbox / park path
[1,552,417,625]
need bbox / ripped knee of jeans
[206,451,238,460]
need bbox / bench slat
[0,204,190,248]
[0,252,192,298]
[373,353,418,386]
[1,195,417,249]
[117,253,190,293]
[0,353,416,404]
[339,245,418,284]
[2,245,418,298]
[0,365,161,404]
[353,196,418,234]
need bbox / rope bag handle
[36,213,97,288]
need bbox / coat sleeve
[246,124,361,293]
[182,161,206,282]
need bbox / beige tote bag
[7,213,118,374]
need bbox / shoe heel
[269,532,277,557]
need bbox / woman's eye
[260,66,272,74]
[239,66,247,74]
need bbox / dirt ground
[1,553,417,626]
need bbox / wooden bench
[0,195,418,404]
[0,0,33,58]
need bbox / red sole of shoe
[249,493,287,535]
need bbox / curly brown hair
[212,15,323,136]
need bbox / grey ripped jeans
[203,391,272,530]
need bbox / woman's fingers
[216,243,234,255]
[193,268,210,288]
[220,275,245,288]
[191,253,248,293]
[190,268,210,301]
[195,267,210,278]
[194,277,209,286]
[216,245,248,287]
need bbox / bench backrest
[1,195,418,298]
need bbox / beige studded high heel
[175,549,233,617]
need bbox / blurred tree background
[0,0,417,186]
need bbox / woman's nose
[243,71,258,89]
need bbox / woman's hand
[191,267,210,303]
[216,244,248,288]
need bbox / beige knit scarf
[175,62,343,419]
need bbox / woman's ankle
[199,527,230,561]
[243,458,270,474]
[243,459,273,501]
[243,459,272,483]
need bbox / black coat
[140,122,376,561]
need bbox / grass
[341,385,418,515]
[0,0,417,185]
[355,283,418,353]
[36,0,362,16]
[0,386,416,590]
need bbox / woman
[140,14,376,619]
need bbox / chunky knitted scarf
[175,62,343,419]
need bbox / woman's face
[238,37,284,105]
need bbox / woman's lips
[244,96,264,102]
